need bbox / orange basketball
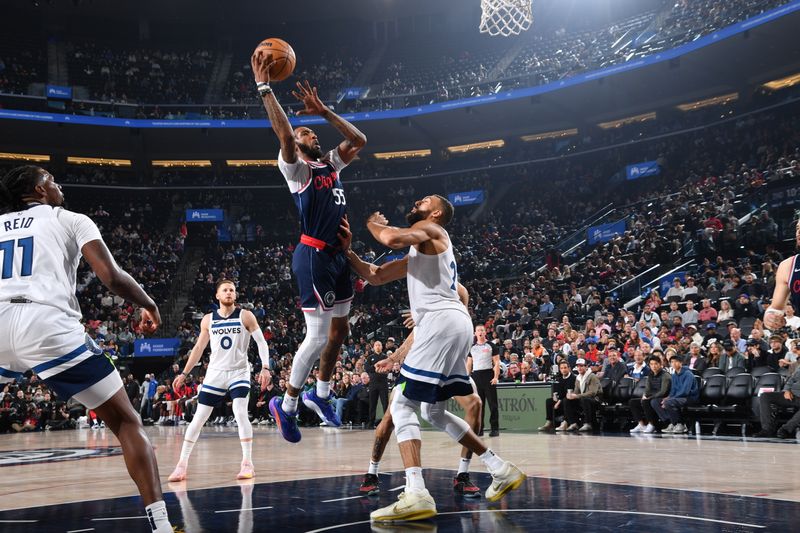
[255,38,296,82]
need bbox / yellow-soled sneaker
[485,461,526,502]
[370,489,437,522]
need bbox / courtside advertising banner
[46,85,72,99]
[448,190,485,207]
[625,160,661,180]
[134,339,181,357]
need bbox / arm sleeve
[277,149,312,193]
[251,327,270,367]
[57,209,103,249]
[656,374,672,398]
[325,148,349,172]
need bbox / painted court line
[214,506,273,513]
[304,508,766,533]
[0,520,38,523]
[91,516,147,522]
[66,529,95,533]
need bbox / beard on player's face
[298,141,323,160]
[405,206,429,225]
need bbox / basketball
[255,38,296,82]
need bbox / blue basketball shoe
[302,389,341,427]
[269,396,301,443]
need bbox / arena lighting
[676,92,739,112]
[520,128,578,142]
[596,112,656,130]
[373,149,432,160]
[66,156,131,167]
[0,152,50,162]
[446,139,505,153]
[152,160,212,168]
[225,159,279,167]
[762,72,800,91]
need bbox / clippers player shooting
[338,196,526,522]
[168,279,271,482]
[0,166,172,533]
[251,50,367,443]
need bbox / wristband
[256,82,272,96]
[765,308,785,316]
[180,371,188,377]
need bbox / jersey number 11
[0,237,34,279]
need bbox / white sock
[479,449,505,474]
[241,440,252,463]
[179,439,196,464]
[457,457,471,475]
[145,500,172,533]
[405,466,425,491]
[368,460,380,475]
[282,394,299,415]
[316,380,331,399]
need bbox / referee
[467,324,500,436]
[365,340,389,428]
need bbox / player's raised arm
[81,239,161,333]
[338,216,407,285]
[293,80,366,165]
[251,50,298,164]
[366,212,441,250]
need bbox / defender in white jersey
[0,166,172,533]
[339,196,527,523]
[168,280,270,482]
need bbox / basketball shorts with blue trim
[0,302,122,409]
[292,244,354,313]
[198,366,251,406]
[398,308,474,404]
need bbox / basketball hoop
[479,0,533,37]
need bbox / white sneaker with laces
[673,423,687,434]
[630,423,645,434]
[662,423,675,433]
[555,421,568,432]
[566,423,579,431]
[370,489,437,522]
[642,423,656,434]
[486,461,527,502]
[578,423,592,432]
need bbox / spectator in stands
[755,364,800,439]
[684,342,708,373]
[698,299,718,323]
[653,355,699,434]
[683,277,698,298]
[719,340,746,371]
[539,361,576,431]
[703,323,722,351]
[768,335,789,369]
[666,278,685,300]
[519,361,538,383]
[599,348,627,385]
[564,358,602,432]
[734,293,759,318]
[718,300,735,322]
[784,304,800,332]
[354,372,371,427]
[627,349,650,380]
[640,303,660,327]
[729,327,746,353]
[629,356,671,434]
[682,301,699,326]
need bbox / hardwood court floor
[0,425,798,531]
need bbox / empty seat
[702,367,724,379]
[613,377,635,404]
[753,373,783,396]
[716,373,753,413]
[686,374,727,414]
[750,366,773,379]
[725,367,747,379]
[630,378,647,399]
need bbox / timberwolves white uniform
[198,309,253,406]
[399,230,473,403]
[0,204,122,409]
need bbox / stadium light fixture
[447,139,505,153]
[226,160,279,167]
[373,149,432,160]
[152,160,212,168]
[676,93,738,112]
[762,72,800,91]
[0,152,50,162]
[597,112,656,130]
[520,128,578,142]
[66,156,131,167]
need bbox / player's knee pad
[391,391,421,443]
[420,401,470,442]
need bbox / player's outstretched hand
[251,50,278,84]
[337,216,352,251]
[402,311,415,330]
[292,80,328,116]
[172,373,185,394]
[374,358,394,374]
[257,369,272,391]
[140,306,161,334]
[367,212,388,226]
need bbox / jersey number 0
[0,237,34,279]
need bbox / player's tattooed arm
[251,50,297,163]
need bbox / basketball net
[479,0,533,36]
